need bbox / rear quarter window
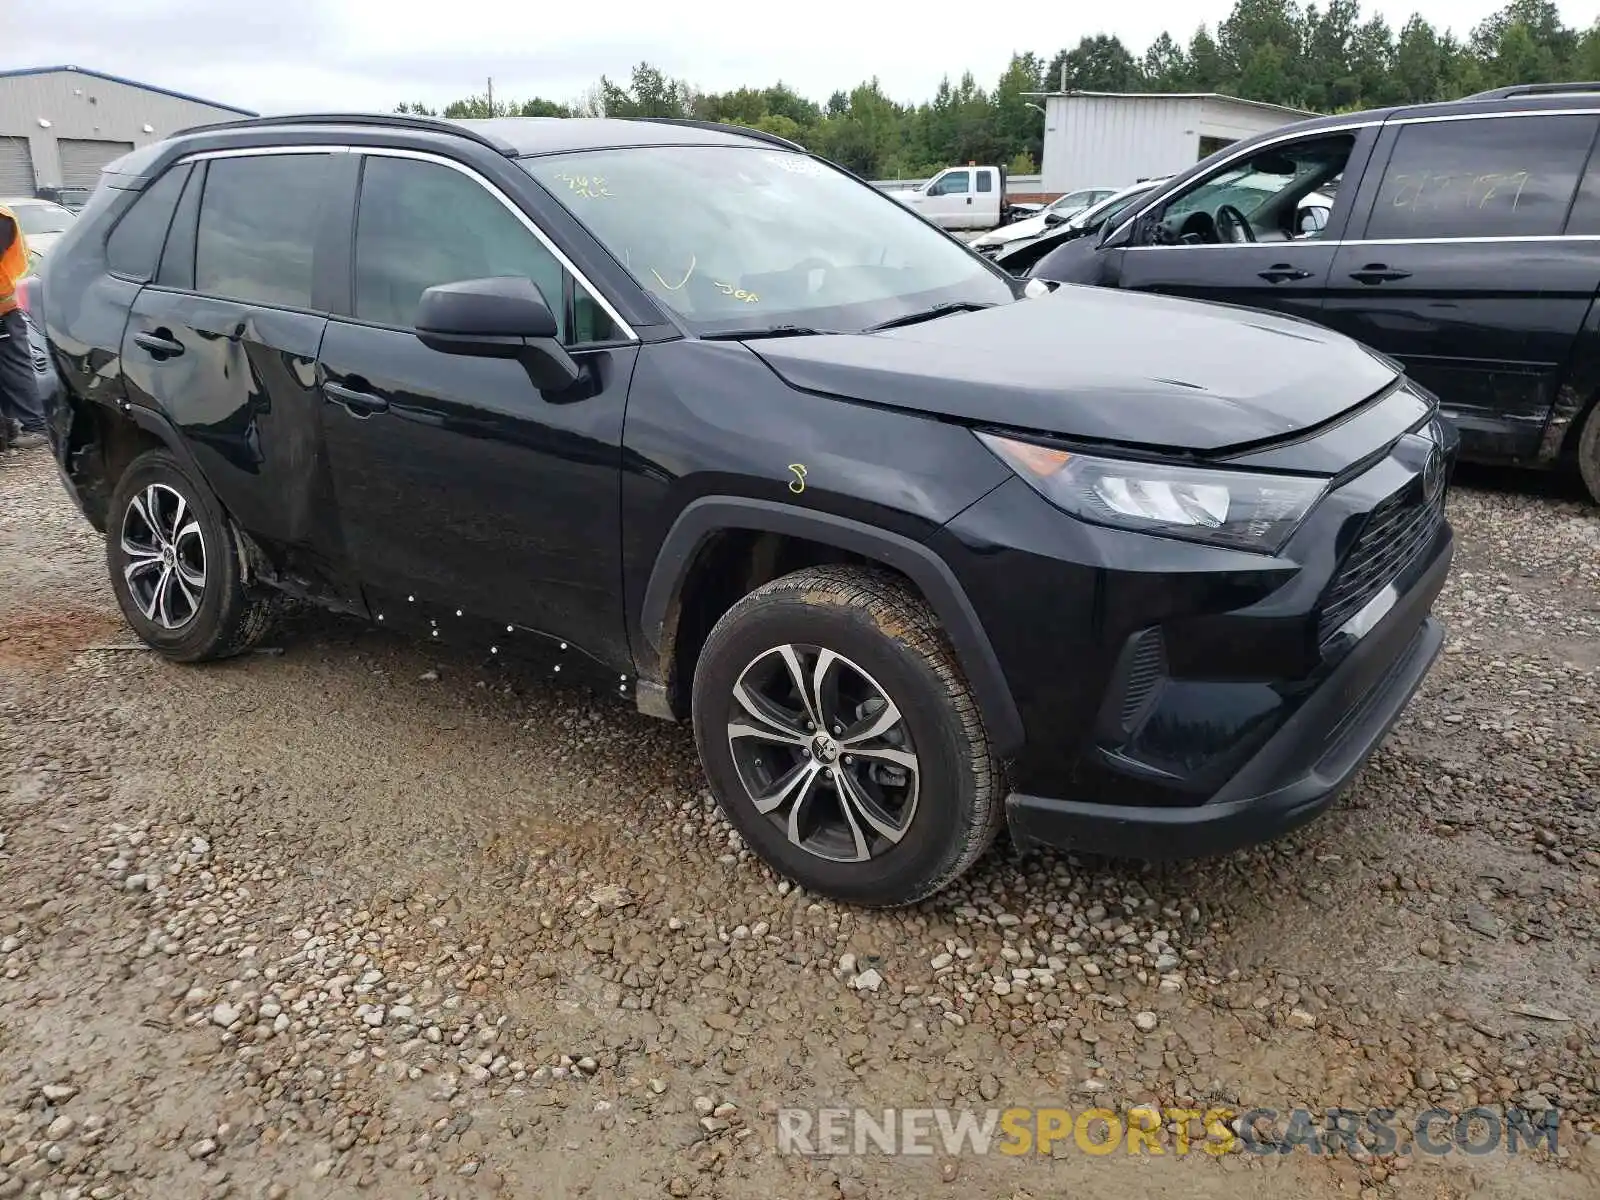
[105,163,191,281]
[1365,114,1598,240]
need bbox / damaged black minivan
[33,112,1454,905]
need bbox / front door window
[1143,135,1355,246]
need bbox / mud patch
[0,607,130,670]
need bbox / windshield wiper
[862,301,996,333]
[699,325,831,341]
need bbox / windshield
[1046,189,1099,215]
[11,203,75,235]
[521,146,1014,334]
[1077,185,1155,228]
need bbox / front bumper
[1005,545,1448,859]
[934,385,1455,860]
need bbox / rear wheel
[691,565,1003,906]
[1578,402,1600,504]
[106,449,275,661]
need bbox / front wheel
[106,449,275,661]
[691,566,1003,906]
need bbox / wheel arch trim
[638,496,1025,756]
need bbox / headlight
[976,432,1328,553]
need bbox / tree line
[395,0,1599,180]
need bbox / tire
[106,448,275,662]
[691,565,1003,906]
[1579,402,1600,505]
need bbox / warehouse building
[1028,91,1315,195]
[0,65,254,197]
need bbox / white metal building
[1029,91,1315,195]
[0,65,254,196]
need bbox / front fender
[638,496,1025,757]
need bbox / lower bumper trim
[1005,614,1445,861]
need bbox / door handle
[133,329,185,357]
[1258,264,1314,283]
[1349,264,1412,285]
[324,382,389,417]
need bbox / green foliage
[404,1,1596,180]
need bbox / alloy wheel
[120,483,207,630]
[726,644,920,863]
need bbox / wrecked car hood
[746,285,1401,454]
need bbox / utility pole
[487,76,494,116]
[1059,62,1066,92]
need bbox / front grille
[1317,484,1444,643]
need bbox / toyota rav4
[32,113,1455,905]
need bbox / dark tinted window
[355,155,617,343]
[195,154,339,307]
[106,163,190,280]
[1366,114,1597,240]
[1559,136,1600,234]
[976,172,993,193]
[157,162,204,289]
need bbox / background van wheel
[691,565,1003,906]
[1579,402,1600,504]
[106,448,274,662]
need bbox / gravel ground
[0,442,1597,1200]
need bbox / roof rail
[633,117,806,153]
[169,112,520,156]
[1463,81,1600,101]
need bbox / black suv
[1024,82,1600,501]
[33,113,1455,905]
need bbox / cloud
[12,0,1590,116]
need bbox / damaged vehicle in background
[968,185,1117,254]
[988,179,1166,272]
[35,111,1455,906]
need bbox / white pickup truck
[889,165,1007,230]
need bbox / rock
[930,953,953,970]
[851,968,883,993]
[1287,1009,1317,1030]
[40,1084,76,1103]
[45,1116,75,1140]
[187,1138,218,1159]
[648,1078,667,1095]
[1508,1002,1571,1022]
[1133,1011,1158,1033]
[211,1002,240,1029]
[669,1178,691,1198]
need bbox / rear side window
[195,154,340,308]
[976,172,993,193]
[1365,114,1598,240]
[106,163,190,280]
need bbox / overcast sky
[11,0,1596,116]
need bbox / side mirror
[1043,211,1066,227]
[1297,206,1330,235]
[414,276,582,391]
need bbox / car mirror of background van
[413,276,582,392]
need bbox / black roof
[168,112,802,157]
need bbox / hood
[24,231,62,259]
[973,212,1049,247]
[745,285,1400,454]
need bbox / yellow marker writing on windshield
[788,464,807,494]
